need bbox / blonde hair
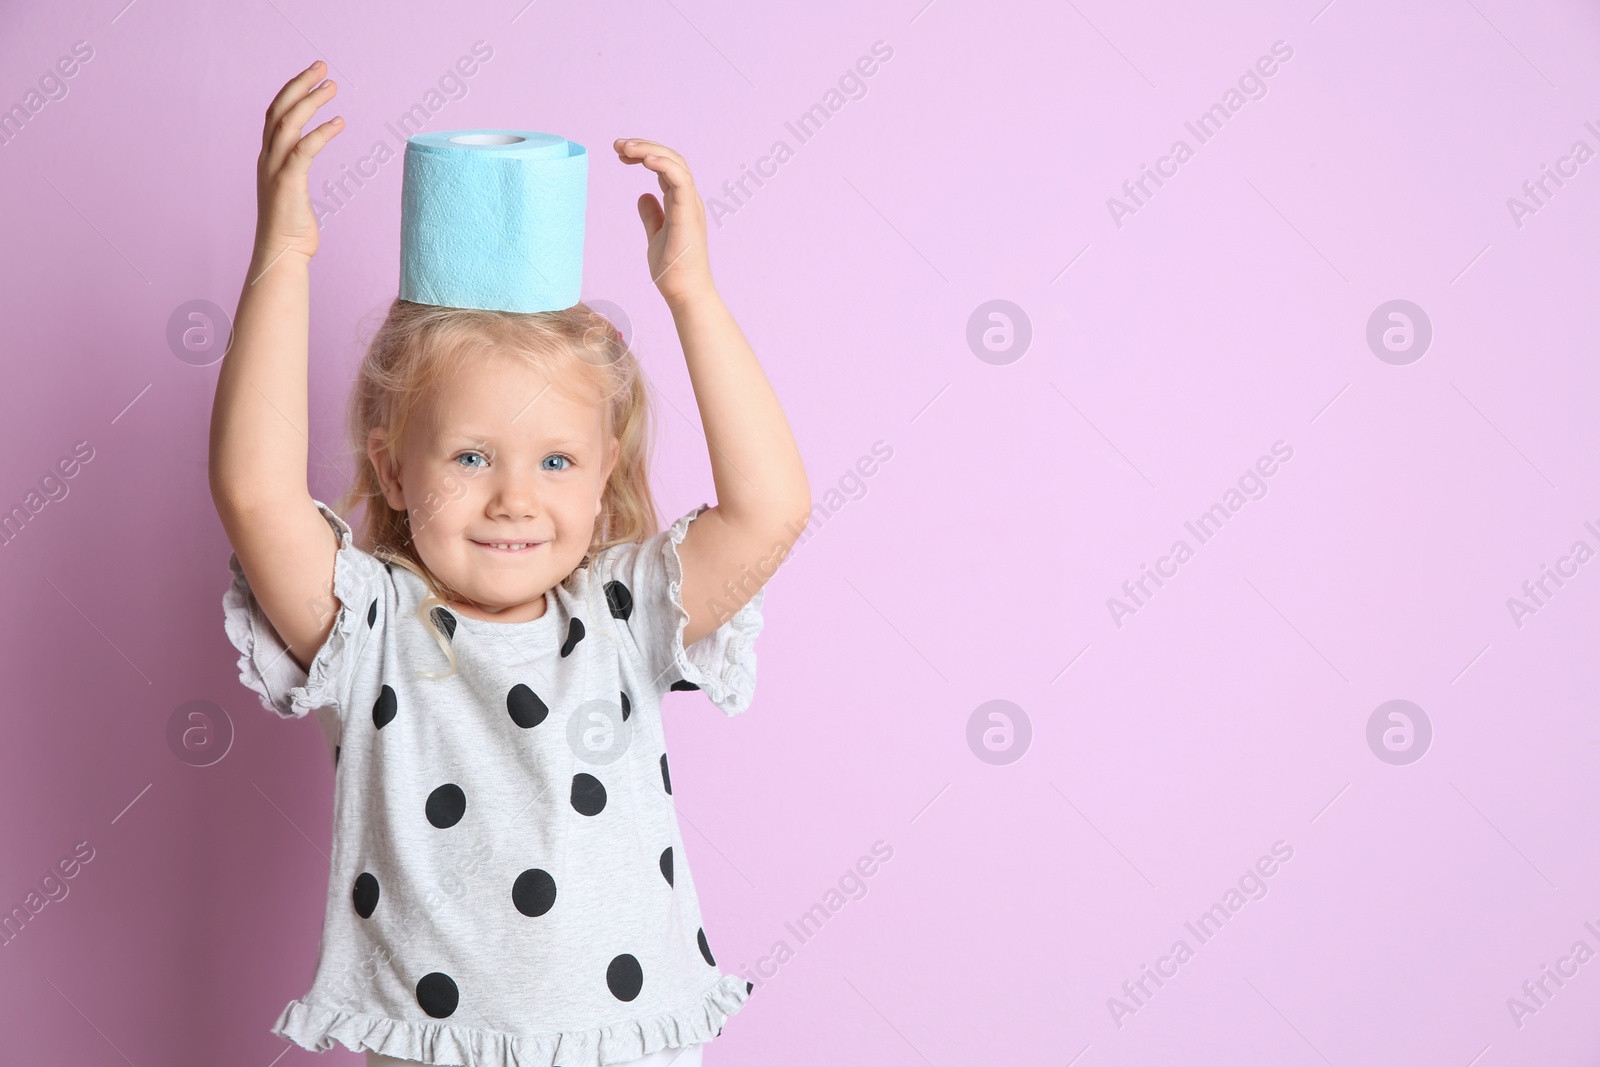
[333,297,661,677]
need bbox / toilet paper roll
[400,130,588,314]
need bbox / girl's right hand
[255,60,343,263]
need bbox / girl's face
[371,350,620,623]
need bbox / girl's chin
[446,585,551,621]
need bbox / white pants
[366,1044,703,1067]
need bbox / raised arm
[613,138,811,649]
[209,61,347,673]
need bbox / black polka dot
[606,953,644,1001]
[669,679,701,692]
[560,617,585,657]
[512,868,557,917]
[604,580,633,621]
[697,927,715,966]
[353,873,379,918]
[507,684,549,729]
[426,784,466,828]
[745,981,753,994]
[660,847,674,886]
[372,685,397,729]
[620,691,631,722]
[366,599,378,628]
[659,753,672,795]
[416,972,459,1018]
[431,607,457,640]
[571,773,606,816]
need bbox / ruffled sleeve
[221,499,387,721]
[591,504,766,716]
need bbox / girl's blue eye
[456,451,488,468]
[542,454,573,472]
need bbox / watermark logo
[1,440,96,549]
[1107,40,1294,229]
[1507,921,1600,1030]
[785,440,893,554]
[0,840,96,949]
[1108,441,1293,628]
[708,440,894,626]
[166,699,235,767]
[966,699,1031,765]
[707,41,895,228]
[737,840,894,989]
[582,298,632,356]
[565,697,630,765]
[1506,121,1600,230]
[312,40,496,228]
[966,300,1032,365]
[1365,699,1431,765]
[1365,299,1432,366]
[167,299,232,367]
[1108,840,1294,1028]
[1505,522,1600,629]
[0,39,95,149]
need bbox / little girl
[211,61,809,1067]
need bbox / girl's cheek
[437,469,464,502]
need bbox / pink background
[3,0,1599,1063]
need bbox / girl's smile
[471,538,544,553]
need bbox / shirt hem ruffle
[661,505,765,716]
[269,972,750,1066]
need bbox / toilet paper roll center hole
[448,134,527,146]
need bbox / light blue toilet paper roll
[400,130,588,314]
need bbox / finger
[640,152,696,195]
[261,80,334,180]
[266,77,337,167]
[266,79,339,174]
[642,154,702,226]
[263,60,329,149]
[614,138,687,169]
[281,116,346,179]
[263,60,325,136]
[636,193,664,240]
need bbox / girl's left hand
[613,138,715,309]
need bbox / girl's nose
[488,477,539,520]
